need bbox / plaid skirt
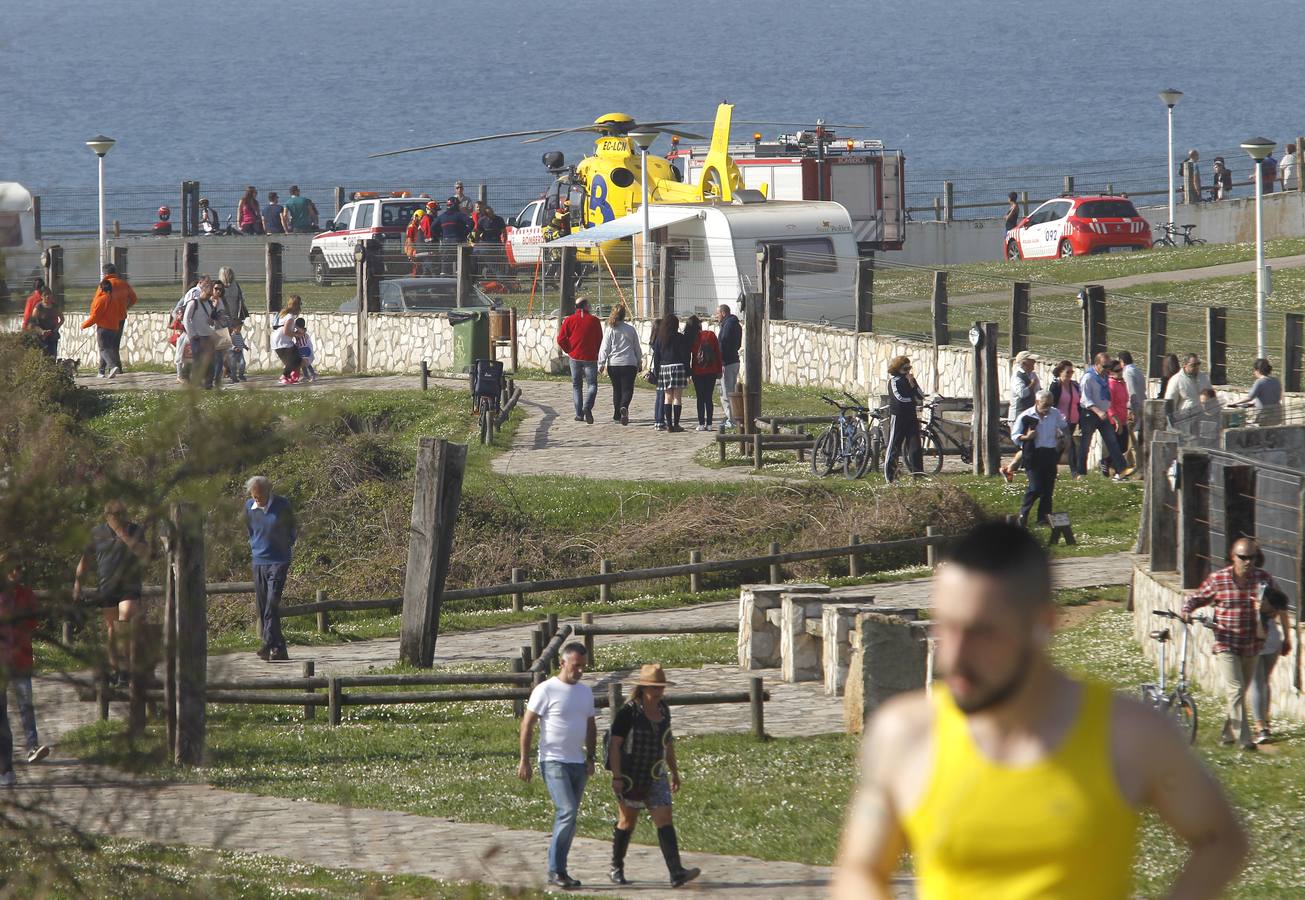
[658,363,687,389]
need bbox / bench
[716,431,816,468]
[738,583,832,670]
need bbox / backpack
[695,336,718,370]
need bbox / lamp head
[1241,137,1276,162]
[1158,89,1183,108]
[629,131,658,152]
[86,134,116,157]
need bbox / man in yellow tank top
[833,522,1247,900]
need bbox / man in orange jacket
[80,264,138,377]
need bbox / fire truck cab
[668,130,905,253]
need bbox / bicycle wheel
[479,400,492,445]
[919,430,945,474]
[811,428,838,477]
[1171,692,1198,744]
[845,427,870,480]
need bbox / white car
[309,195,427,284]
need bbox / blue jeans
[540,760,589,876]
[0,682,12,773]
[8,674,39,751]
[1078,409,1125,475]
[569,360,597,416]
[252,562,290,652]
[654,388,665,426]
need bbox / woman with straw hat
[607,664,700,888]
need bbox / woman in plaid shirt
[1182,537,1287,751]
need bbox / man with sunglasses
[1183,537,1282,751]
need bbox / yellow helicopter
[373,104,775,266]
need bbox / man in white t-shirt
[518,643,596,890]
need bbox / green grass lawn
[0,834,562,899]
[61,596,1305,897]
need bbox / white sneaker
[0,771,15,786]
[96,372,106,379]
[694,424,707,432]
[26,746,49,764]
[107,366,121,379]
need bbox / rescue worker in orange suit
[541,200,573,284]
[404,209,424,276]
[418,201,442,276]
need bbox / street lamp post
[630,131,658,317]
[85,134,116,274]
[1158,90,1182,227]
[1242,137,1276,358]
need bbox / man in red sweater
[0,558,48,781]
[557,297,603,424]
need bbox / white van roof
[0,183,34,212]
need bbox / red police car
[1006,196,1152,260]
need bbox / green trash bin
[450,310,490,374]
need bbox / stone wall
[1131,563,1305,723]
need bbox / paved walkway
[18,553,1134,897]
[877,250,1305,315]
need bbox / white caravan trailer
[546,199,859,327]
[0,182,41,302]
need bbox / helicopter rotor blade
[654,127,708,141]
[520,125,608,145]
[732,121,869,129]
[368,128,593,158]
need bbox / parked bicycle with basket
[471,358,504,445]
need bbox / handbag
[643,368,658,386]
[214,328,233,353]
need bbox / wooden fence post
[172,503,207,766]
[607,682,623,721]
[399,438,468,668]
[334,186,346,214]
[531,628,544,664]
[1147,302,1169,379]
[316,588,330,633]
[511,657,526,717]
[942,182,954,222]
[521,644,533,671]
[848,534,862,577]
[743,255,765,436]
[768,541,781,585]
[512,567,525,612]
[581,613,595,667]
[983,321,1000,476]
[1148,433,1180,570]
[971,320,985,475]
[1284,313,1304,393]
[42,245,64,309]
[658,244,676,319]
[753,434,764,470]
[182,242,199,291]
[926,525,940,568]
[328,675,342,727]
[764,244,786,322]
[1206,307,1227,385]
[1063,175,1075,194]
[1010,282,1030,356]
[558,246,577,318]
[112,245,128,278]
[931,271,949,347]
[854,255,874,334]
[303,661,316,721]
[750,676,766,740]
[455,244,474,307]
[689,550,702,593]
[163,530,178,755]
[1139,398,1168,477]
[1083,285,1107,362]
[1179,450,1211,589]
[265,241,283,314]
[599,559,611,603]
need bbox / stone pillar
[780,593,831,683]
[738,582,829,670]
[843,613,929,733]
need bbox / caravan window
[767,238,837,275]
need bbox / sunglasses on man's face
[1235,553,1256,561]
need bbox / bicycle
[812,393,873,480]
[877,397,975,478]
[1153,222,1206,248]
[1141,609,1210,744]
[470,358,504,445]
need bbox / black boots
[657,824,701,888]
[609,826,633,884]
[670,404,684,432]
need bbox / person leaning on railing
[1227,358,1283,427]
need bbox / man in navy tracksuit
[245,475,298,661]
[435,197,475,275]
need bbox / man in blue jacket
[245,475,298,661]
[715,303,743,427]
[435,197,475,275]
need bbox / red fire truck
[667,128,906,252]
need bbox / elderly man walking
[557,298,603,424]
[1013,390,1067,527]
[715,304,742,427]
[518,642,597,890]
[1165,354,1214,436]
[1183,537,1279,751]
[245,476,297,662]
